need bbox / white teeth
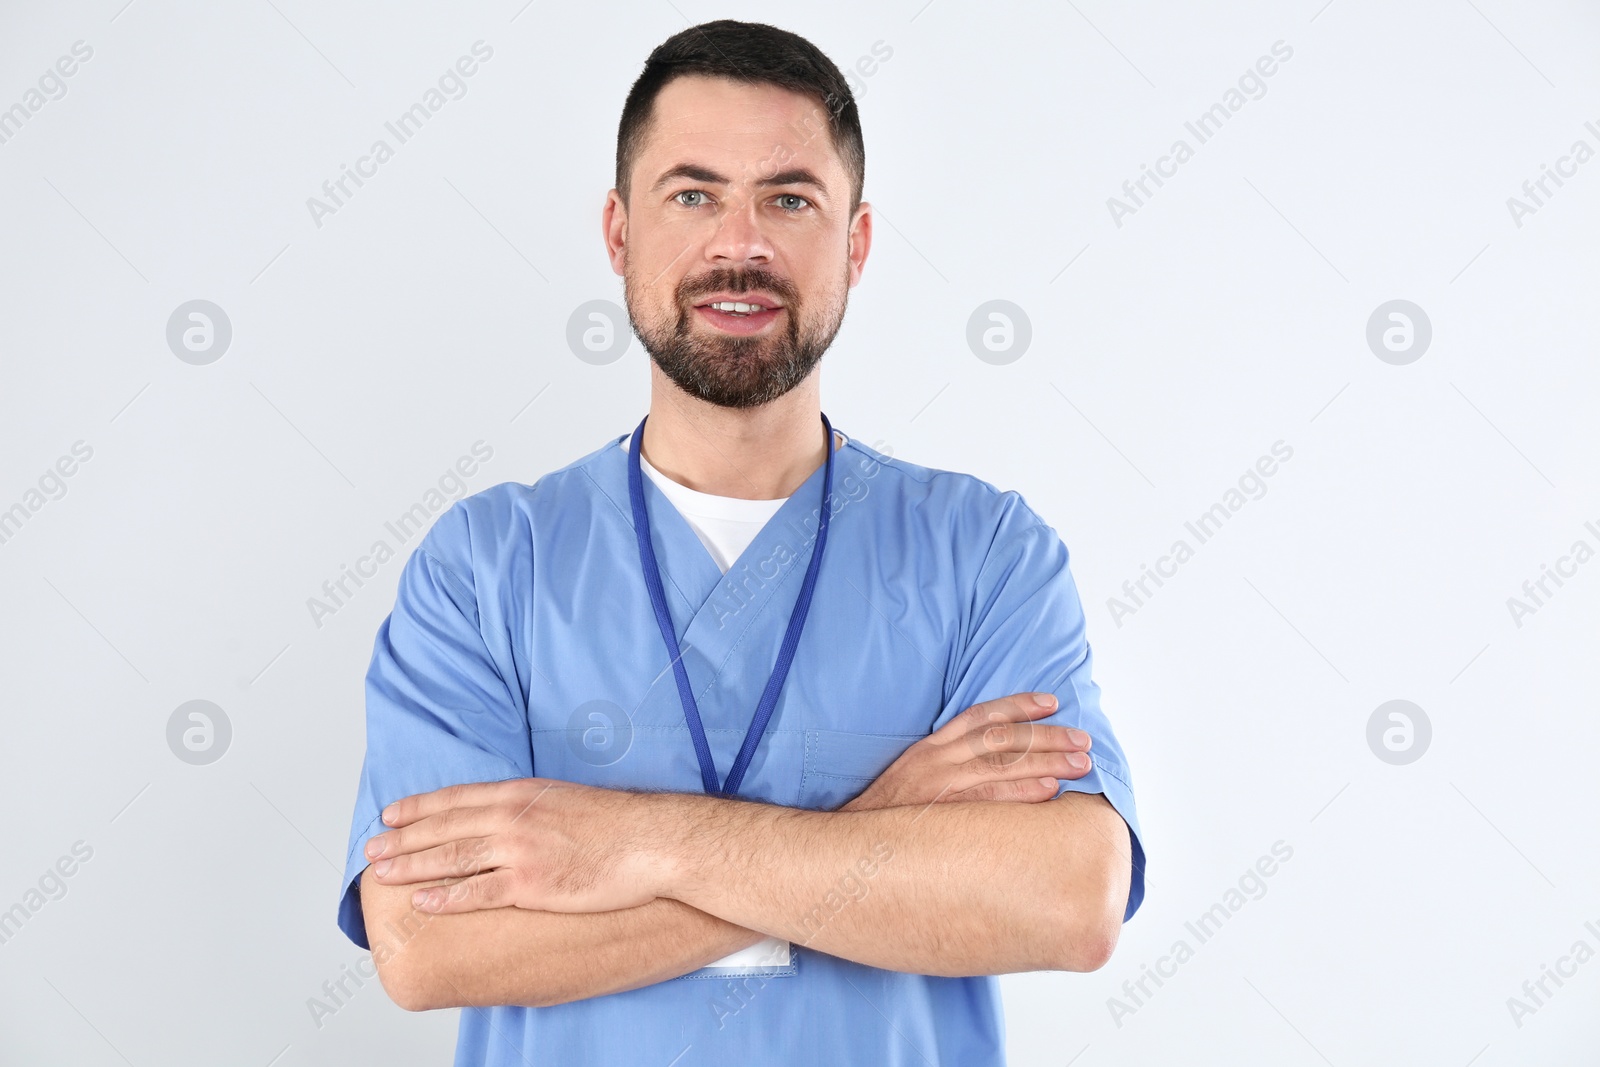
[708,301,765,313]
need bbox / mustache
[679,269,800,306]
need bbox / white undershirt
[619,433,846,574]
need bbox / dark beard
[628,267,845,410]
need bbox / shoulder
[841,438,1057,554]
[412,436,625,581]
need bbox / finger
[929,692,1060,744]
[367,804,502,861]
[371,837,504,885]
[965,722,1092,756]
[958,715,1092,767]
[382,779,531,828]
[412,869,517,914]
[946,750,1093,792]
[944,776,1061,804]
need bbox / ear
[603,189,628,277]
[846,201,873,287]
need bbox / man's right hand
[841,693,1092,812]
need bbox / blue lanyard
[627,413,835,798]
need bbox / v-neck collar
[594,428,846,634]
[584,424,873,755]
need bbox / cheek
[626,256,685,307]
[791,256,851,311]
[636,211,711,256]
[782,229,851,280]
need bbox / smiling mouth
[697,300,777,316]
[692,301,785,334]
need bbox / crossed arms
[357,693,1134,1012]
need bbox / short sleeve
[938,495,1147,922]
[336,502,533,949]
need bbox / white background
[1,1,1596,1064]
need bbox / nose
[702,188,774,267]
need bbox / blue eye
[673,190,810,212]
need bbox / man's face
[607,74,870,409]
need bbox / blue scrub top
[338,429,1146,1066]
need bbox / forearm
[360,866,766,1010]
[653,791,1128,976]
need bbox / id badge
[673,934,797,980]
[706,935,790,969]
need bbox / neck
[641,365,831,499]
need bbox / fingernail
[365,837,386,859]
[413,889,434,910]
[1038,777,1057,789]
[1068,728,1090,747]
[1068,752,1089,771]
[382,805,398,825]
[373,859,391,878]
[1032,693,1056,708]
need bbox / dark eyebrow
[651,162,829,196]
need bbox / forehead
[637,74,840,175]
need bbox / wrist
[632,791,701,900]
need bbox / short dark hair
[615,20,865,217]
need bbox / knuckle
[982,751,1021,773]
[981,722,1011,748]
[970,698,1005,721]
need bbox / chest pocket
[800,729,922,811]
